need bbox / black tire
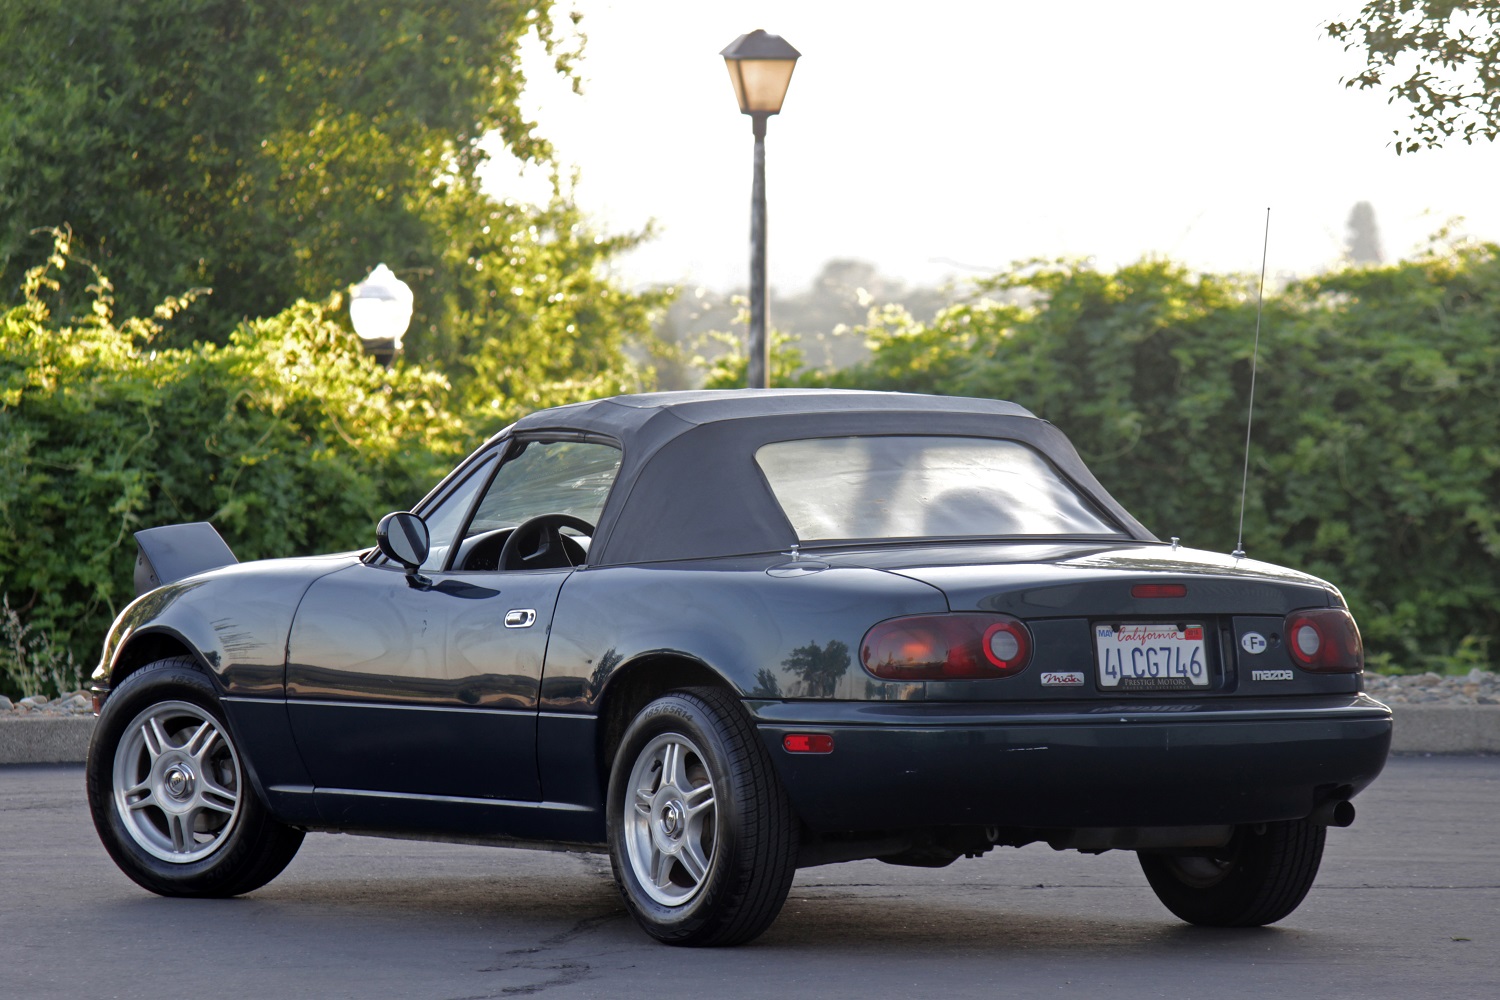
[1138,820,1327,927]
[606,688,796,946]
[86,656,304,897]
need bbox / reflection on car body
[87,390,1391,946]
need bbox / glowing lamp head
[350,264,414,351]
[721,29,800,116]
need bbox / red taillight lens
[861,614,1033,680]
[1284,608,1363,673]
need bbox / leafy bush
[1,593,80,699]
[0,233,471,688]
[814,248,1500,673]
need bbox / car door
[284,436,621,804]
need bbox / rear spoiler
[133,523,238,596]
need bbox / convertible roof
[510,389,1036,446]
[504,390,1154,565]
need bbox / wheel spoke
[678,839,709,884]
[184,720,217,758]
[142,717,172,761]
[660,741,686,790]
[197,778,238,815]
[167,813,192,854]
[123,781,157,812]
[651,849,676,889]
[633,784,655,815]
[682,781,714,819]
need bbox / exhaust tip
[1310,799,1356,828]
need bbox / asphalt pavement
[2,755,1496,1000]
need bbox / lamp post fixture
[721,29,799,389]
[349,263,413,366]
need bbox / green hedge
[815,247,1500,672]
[0,240,469,697]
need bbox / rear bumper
[748,696,1392,832]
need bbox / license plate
[1095,623,1209,689]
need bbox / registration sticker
[1096,623,1209,690]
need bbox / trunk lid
[820,541,1356,703]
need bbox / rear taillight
[861,614,1032,680]
[1284,608,1363,673]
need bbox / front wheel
[1138,819,1326,927]
[86,657,304,897]
[607,688,796,946]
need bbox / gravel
[1362,669,1500,706]
[1,692,93,718]
[3,672,1497,717]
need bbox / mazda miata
[87,389,1392,945]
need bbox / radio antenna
[1232,208,1271,560]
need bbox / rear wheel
[1138,819,1326,927]
[86,657,304,897]
[607,688,796,946]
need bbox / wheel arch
[593,651,738,801]
[101,627,217,697]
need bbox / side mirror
[376,511,430,575]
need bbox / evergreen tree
[1346,201,1384,264]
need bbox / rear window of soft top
[754,435,1124,541]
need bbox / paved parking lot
[3,755,1496,999]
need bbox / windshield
[755,436,1124,541]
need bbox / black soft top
[502,389,1154,565]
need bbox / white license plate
[1095,623,1209,689]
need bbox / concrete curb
[3,704,1499,766]
[0,717,95,765]
[1391,704,1500,754]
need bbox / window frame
[446,433,624,571]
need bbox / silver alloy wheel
[111,699,243,864]
[624,732,718,906]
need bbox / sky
[481,0,1500,295]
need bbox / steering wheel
[497,513,595,571]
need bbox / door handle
[504,608,537,629]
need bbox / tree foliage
[0,0,591,349]
[811,249,1500,671]
[1329,1,1500,153]
[0,3,672,694]
[428,192,669,426]
[0,234,470,697]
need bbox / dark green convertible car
[87,390,1392,945]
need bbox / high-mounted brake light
[861,614,1033,681]
[1284,608,1363,673]
[1132,583,1187,599]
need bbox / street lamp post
[349,263,414,366]
[721,29,799,389]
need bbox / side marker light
[783,733,834,754]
